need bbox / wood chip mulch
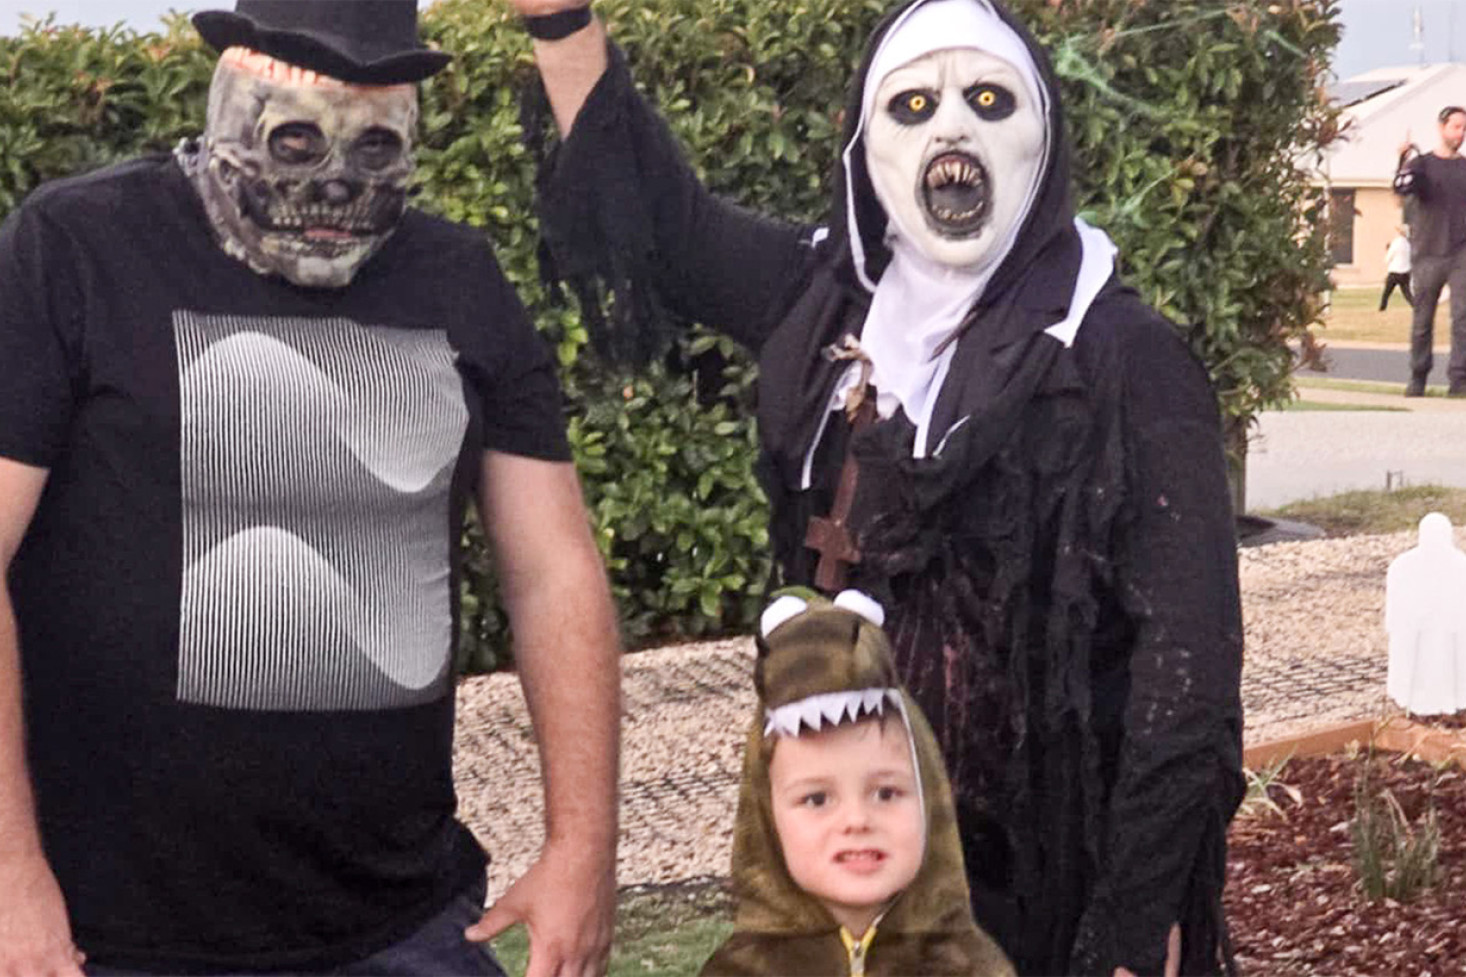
[1225,738,1466,976]
[1423,710,1466,730]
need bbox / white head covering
[804,0,1116,472]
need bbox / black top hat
[193,1,451,85]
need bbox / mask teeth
[268,199,386,234]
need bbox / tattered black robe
[538,2,1245,972]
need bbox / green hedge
[0,0,1341,669]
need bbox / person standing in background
[1379,225,1413,311]
[1394,107,1466,397]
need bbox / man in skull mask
[0,2,618,974]
[512,0,1243,973]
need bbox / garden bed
[1226,716,1466,975]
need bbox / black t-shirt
[0,156,570,970]
[1399,152,1466,259]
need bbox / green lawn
[1279,399,1407,412]
[491,882,734,977]
[1294,375,1403,396]
[1258,484,1466,537]
[1316,285,1464,349]
[1294,375,1456,398]
[1318,286,1414,345]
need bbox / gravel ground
[454,529,1453,899]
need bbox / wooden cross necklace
[805,335,877,592]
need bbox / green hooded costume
[703,592,1013,977]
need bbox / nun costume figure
[526,0,1246,972]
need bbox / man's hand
[465,843,615,977]
[1113,923,1181,977]
[0,853,85,977]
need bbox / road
[1299,344,1450,387]
[1247,383,1466,511]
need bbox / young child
[701,591,1013,976]
[1380,225,1414,311]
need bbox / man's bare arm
[465,452,620,977]
[507,1,609,134]
[0,457,84,977]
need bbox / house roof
[1318,63,1466,188]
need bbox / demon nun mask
[179,1,450,288]
[826,0,1116,457]
[858,0,1048,273]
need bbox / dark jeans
[1407,248,1466,382]
[85,878,505,977]
[1379,271,1413,310]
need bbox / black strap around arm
[523,5,592,41]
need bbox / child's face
[768,716,925,935]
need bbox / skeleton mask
[864,46,1045,270]
[186,47,417,288]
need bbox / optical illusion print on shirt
[173,311,469,712]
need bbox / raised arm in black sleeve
[1394,150,1421,197]
[539,43,821,355]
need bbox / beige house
[1320,63,1466,287]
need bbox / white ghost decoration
[1385,512,1466,715]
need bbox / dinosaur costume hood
[702,592,1012,976]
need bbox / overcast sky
[0,0,1458,82]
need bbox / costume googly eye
[760,594,810,638]
[833,590,885,628]
[760,590,884,638]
